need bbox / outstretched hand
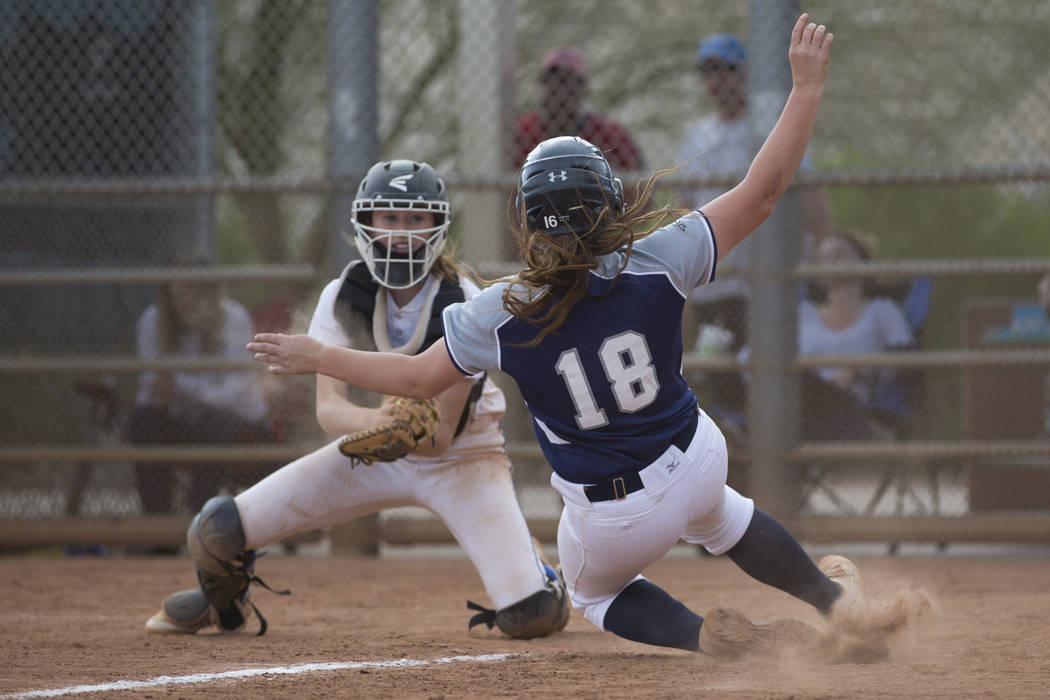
[248,332,324,375]
[789,12,833,91]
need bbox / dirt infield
[2,549,1048,699]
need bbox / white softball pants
[234,438,548,610]
[551,409,754,630]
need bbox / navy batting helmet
[351,160,451,289]
[517,136,624,238]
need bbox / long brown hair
[428,234,470,285]
[806,228,891,302]
[156,250,224,354]
[504,167,687,346]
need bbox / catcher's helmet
[517,136,624,238]
[351,160,451,289]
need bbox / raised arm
[248,332,464,400]
[702,13,833,260]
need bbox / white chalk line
[2,653,515,699]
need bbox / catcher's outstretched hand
[248,333,324,375]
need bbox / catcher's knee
[186,495,255,633]
[187,494,247,574]
[468,570,570,640]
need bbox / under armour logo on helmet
[548,170,568,182]
[389,174,413,192]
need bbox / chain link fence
[3,0,1050,552]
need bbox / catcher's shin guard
[186,495,288,635]
[467,565,570,639]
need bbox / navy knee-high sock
[603,579,704,652]
[726,508,841,614]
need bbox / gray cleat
[145,588,230,635]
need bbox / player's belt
[583,409,699,503]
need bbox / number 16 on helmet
[516,136,625,238]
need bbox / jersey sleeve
[441,283,507,375]
[458,275,482,300]
[307,279,352,347]
[631,211,718,293]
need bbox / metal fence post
[455,0,516,266]
[327,0,380,554]
[191,0,216,256]
[327,0,379,282]
[746,0,802,519]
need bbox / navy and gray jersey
[442,211,718,485]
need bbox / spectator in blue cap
[677,33,752,222]
[698,34,748,74]
[695,34,749,127]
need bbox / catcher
[144,159,569,640]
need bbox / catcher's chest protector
[334,262,462,354]
[333,262,484,436]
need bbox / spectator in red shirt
[513,47,644,172]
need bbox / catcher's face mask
[352,202,449,289]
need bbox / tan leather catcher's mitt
[338,397,441,464]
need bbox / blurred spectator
[678,34,830,355]
[1038,272,1050,318]
[513,47,644,171]
[798,231,915,441]
[125,251,277,517]
[1038,272,1050,437]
